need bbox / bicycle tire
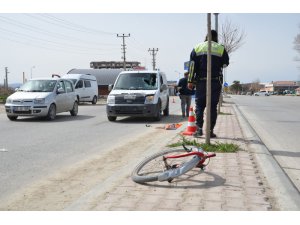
[131,148,196,183]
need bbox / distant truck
[62,74,98,104]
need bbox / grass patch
[167,136,239,153]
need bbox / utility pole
[117,33,130,70]
[148,48,159,70]
[5,67,9,92]
[214,13,222,114]
[206,13,212,145]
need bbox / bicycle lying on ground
[131,144,216,183]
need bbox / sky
[0,11,299,85]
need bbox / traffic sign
[184,61,190,70]
[224,82,229,87]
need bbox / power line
[0,15,118,47]
[117,33,130,70]
[38,14,117,35]
[148,48,159,70]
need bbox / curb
[233,104,300,210]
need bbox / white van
[106,70,169,121]
[62,74,98,104]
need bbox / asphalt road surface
[230,95,300,193]
[0,98,183,205]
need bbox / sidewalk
[83,100,276,211]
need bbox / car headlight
[145,95,154,104]
[6,98,12,104]
[34,98,45,104]
[107,95,115,104]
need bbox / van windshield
[114,73,158,90]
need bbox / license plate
[14,106,30,111]
[124,95,136,100]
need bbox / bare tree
[217,19,246,111]
[294,25,300,68]
[219,19,246,55]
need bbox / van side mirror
[108,84,114,92]
[160,84,168,92]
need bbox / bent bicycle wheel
[131,148,196,183]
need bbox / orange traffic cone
[182,107,197,136]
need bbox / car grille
[12,99,33,103]
[115,94,145,104]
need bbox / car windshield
[18,80,57,92]
[114,73,158,90]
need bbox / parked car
[254,91,270,96]
[5,77,78,121]
[61,73,98,104]
[106,70,169,121]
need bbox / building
[90,61,141,69]
[67,68,123,96]
[265,81,299,94]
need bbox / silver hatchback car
[5,77,78,121]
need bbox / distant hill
[0,83,22,89]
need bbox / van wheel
[108,116,117,121]
[46,104,56,120]
[163,99,169,116]
[70,101,78,116]
[92,96,97,104]
[154,101,162,121]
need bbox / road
[0,98,183,208]
[230,95,300,192]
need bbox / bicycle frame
[158,150,216,182]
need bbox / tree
[220,19,246,55]
[294,25,300,69]
[230,80,242,94]
[218,19,246,109]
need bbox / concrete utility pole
[206,13,212,145]
[117,33,130,70]
[5,67,9,92]
[148,48,159,70]
[214,13,222,114]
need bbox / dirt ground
[0,122,178,210]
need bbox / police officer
[187,30,229,137]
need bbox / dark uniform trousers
[195,79,222,131]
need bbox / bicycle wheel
[131,148,197,183]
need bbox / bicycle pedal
[168,178,174,183]
[197,165,205,170]
[171,164,180,169]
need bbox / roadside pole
[205,13,212,145]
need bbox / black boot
[210,131,217,138]
[193,128,203,137]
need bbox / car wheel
[108,116,117,121]
[7,115,18,121]
[92,96,97,105]
[163,99,169,116]
[70,101,78,116]
[46,104,56,120]
[154,101,162,121]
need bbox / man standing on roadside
[177,71,194,118]
[187,30,229,137]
